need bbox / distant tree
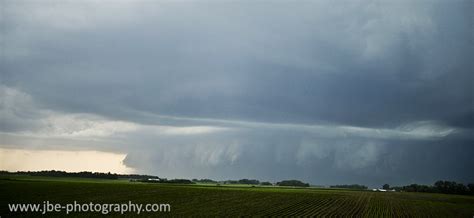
[434,180,469,195]
[276,180,310,187]
[468,183,474,195]
[238,179,260,185]
[260,181,273,186]
[383,184,390,190]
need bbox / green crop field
[1,176,474,217]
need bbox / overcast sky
[1,0,473,186]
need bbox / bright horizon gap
[0,148,134,174]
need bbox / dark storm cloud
[1,0,473,186]
[2,0,471,128]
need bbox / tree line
[0,170,159,180]
[8,170,471,195]
[191,178,279,186]
[0,171,308,187]
[276,180,310,187]
[193,178,308,187]
[390,181,474,195]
